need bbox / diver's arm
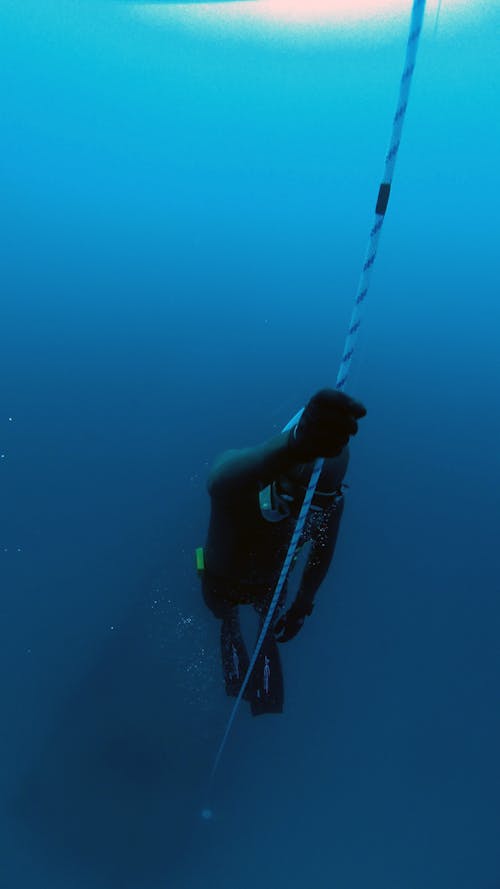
[293,498,344,613]
[207,432,298,499]
[208,389,366,500]
[274,500,344,643]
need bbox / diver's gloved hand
[289,389,366,462]
[274,603,313,644]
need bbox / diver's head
[274,448,349,515]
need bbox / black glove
[274,603,313,644]
[289,389,366,462]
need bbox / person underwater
[199,389,366,716]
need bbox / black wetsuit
[202,431,347,715]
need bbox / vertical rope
[337,0,426,390]
[205,0,427,801]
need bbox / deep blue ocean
[1,1,499,887]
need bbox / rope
[205,0,427,802]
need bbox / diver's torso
[204,489,291,590]
[204,484,339,595]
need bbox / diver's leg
[201,576,253,700]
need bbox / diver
[199,389,366,716]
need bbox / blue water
[1,1,499,887]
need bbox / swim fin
[220,609,251,699]
[248,619,284,716]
